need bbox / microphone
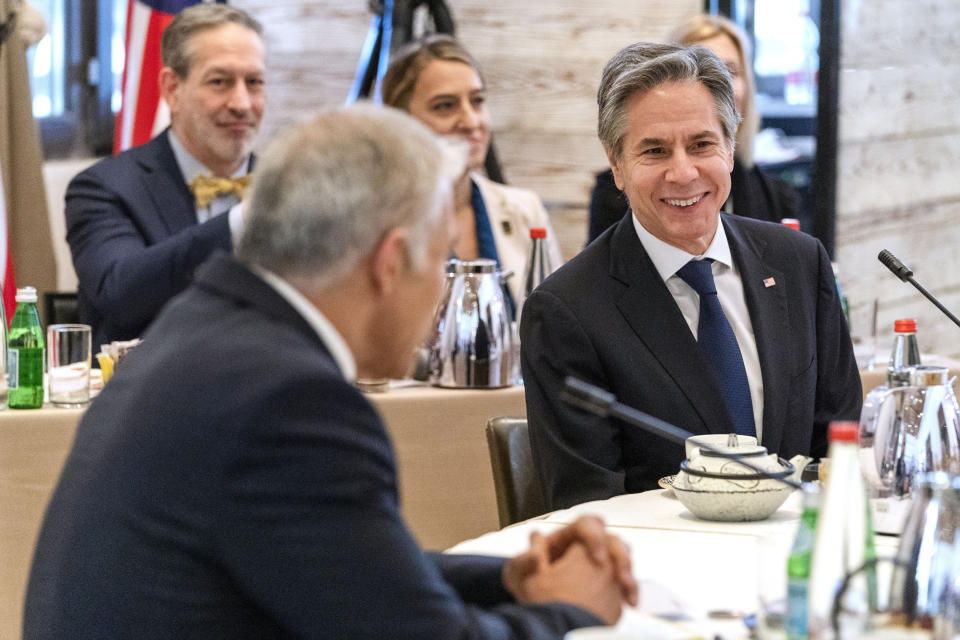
[561,376,802,490]
[877,250,960,330]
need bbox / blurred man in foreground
[25,105,637,639]
[521,43,861,510]
[67,4,265,348]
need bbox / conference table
[0,383,523,640]
[448,489,902,639]
[1,360,955,639]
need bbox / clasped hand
[502,515,639,624]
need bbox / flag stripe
[114,0,200,154]
[132,10,172,145]
[0,157,15,325]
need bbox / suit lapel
[135,130,200,235]
[722,215,790,451]
[609,216,735,434]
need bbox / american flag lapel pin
[763,277,776,288]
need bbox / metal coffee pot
[428,259,514,388]
[859,365,960,532]
[886,471,960,638]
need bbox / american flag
[113,0,218,153]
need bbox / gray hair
[162,4,263,78]
[667,14,759,167]
[236,104,459,290]
[597,42,741,160]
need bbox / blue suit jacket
[66,130,233,348]
[521,213,862,510]
[24,252,602,639]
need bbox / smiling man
[520,43,861,510]
[65,4,265,348]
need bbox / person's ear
[369,228,409,295]
[159,67,182,113]
[606,151,626,191]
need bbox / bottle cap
[529,228,547,239]
[781,218,800,230]
[828,420,859,443]
[894,318,917,333]
[15,286,37,303]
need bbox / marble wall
[231,0,701,260]
[834,0,960,359]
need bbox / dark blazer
[521,213,861,510]
[24,252,601,639]
[66,129,233,348]
[586,162,799,243]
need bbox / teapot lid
[450,258,498,274]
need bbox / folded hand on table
[502,515,639,624]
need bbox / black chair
[485,417,546,527]
[43,291,79,327]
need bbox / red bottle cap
[781,218,800,230]
[894,318,917,333]
[828,421,860,443]
[529,228,547,239]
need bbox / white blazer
[472,173,563,305]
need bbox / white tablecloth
[448,489,901,639]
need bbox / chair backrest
[485,416,546,527]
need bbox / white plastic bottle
[807,421,877,639]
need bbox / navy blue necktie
[676,259,756,437]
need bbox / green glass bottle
[7,287,45,409]
[786,484,820,640]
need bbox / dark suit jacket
[587,162,799,243]
[521,213,861,510]
[24,252,602,639]
[66,129,233,348]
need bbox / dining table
[447,488,902,639]
[2,356,954,640]
[0,382,524,640]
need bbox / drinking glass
[47,324,92,407]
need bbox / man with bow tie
[65,4,265,348]
[520,42,862,510]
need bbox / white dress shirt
[168,130,247,245]
[253,266,358,382]
[632,215,765,441]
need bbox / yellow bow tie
[189,175,250,209]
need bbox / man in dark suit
[521,43,861,511]
[66,4,265,348]
[25,106,638,638]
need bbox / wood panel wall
[834,0,960,359]
[232,0,700,260]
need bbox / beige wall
[232,0,701,260]
[833,0,960,359]
[54,2,960,360]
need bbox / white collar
[631,213,733,281]
[167,128,250,182]
[252,266,357,382]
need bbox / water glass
[47,324,92,407]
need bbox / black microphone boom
[560,377,802,490]
[877,250,960,330]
